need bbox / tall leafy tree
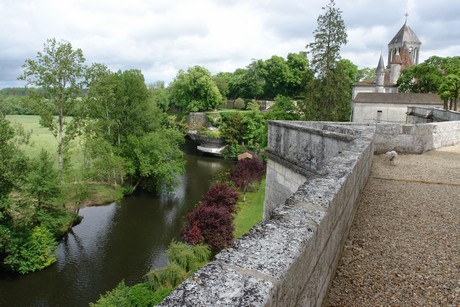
[148,81,170,112]
[439,74,460,110]
[286,52,313,98]
[19,38,88,182]
[303,0,350,121]
[169,66,223,112]
[86,68,184,192]
[241,60,265,99]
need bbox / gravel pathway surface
[326,144,460,306]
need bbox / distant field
[5,115,84,169]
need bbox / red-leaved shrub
[202,183,239,213]
[182,202,234,251]
[230,157,265,202]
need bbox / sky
[1,0,459,88]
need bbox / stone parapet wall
[160,122,375,306]
[406,106,460,123]
[374,121,460,154]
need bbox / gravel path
[326,144,460,306]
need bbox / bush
[202,184,239,213]
[91,281,171,307]
[234,97,245,110]
[4,226,57,274]
[230,157,266,202]
[183,203,234,251]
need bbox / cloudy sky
[1,0,459,88]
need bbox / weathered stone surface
[158,262,274,307]
[374,120,460,154]
[160,122,376,306]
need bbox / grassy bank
[5,115,122,207]
[233,177,266,238]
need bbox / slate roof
[354,93,443,105]
[389,23,421,45]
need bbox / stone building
[351,20,440,124]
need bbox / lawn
[233,177,266,238]
[5,115,84,168]
[5,115,121,206]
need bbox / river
[0,140,234,306]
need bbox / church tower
[386,19,421,85]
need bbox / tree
[357,66,376,83]
[213,73,231,99]
[121,128,184,191]
[85,68,184,192]
[262,55,292,98]
[0,115,29,200]
[307,0,347,77]
[148,81,170,112]
[230,157,265,202]
[169,66,223,112]
[19,38,88,183]
[302,0,350,121]
[27,149,61,209]
[241,60,265,99]
[398,61,442,93]
[3,226,58,274]
[439,74,460,110]
[267,95,300,120]
[286,52,313,97]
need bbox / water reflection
[0,145,233,307]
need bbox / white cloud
[1,0,459,88]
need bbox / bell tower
[386,15,421,84]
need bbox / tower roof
[376,54,385,73]
[388,23,421,46]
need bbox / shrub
[166,240,211,273]
[4,226,57,274]
[230,157,266,202]
[202,184,239,213]
[234,97,245,110]
[182,203,234,251]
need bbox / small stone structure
[373,120,460,154]
[160,121,375,306]
[406,106,460,123]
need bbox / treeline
[1,39,186,274]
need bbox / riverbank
[326,144,460,305]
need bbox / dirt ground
[326,144,460,306]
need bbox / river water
[0,140,233,306]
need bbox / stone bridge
[160,119,460,306]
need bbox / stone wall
[406,106,460,123]
[373,121,460,154]
[160,122,375,306]
[262,120,357,219]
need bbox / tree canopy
[398,56,460,110]
[169,65,223,112]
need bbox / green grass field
[233,178,266,238]
[6,115,84,168]
[5,115,121,206]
